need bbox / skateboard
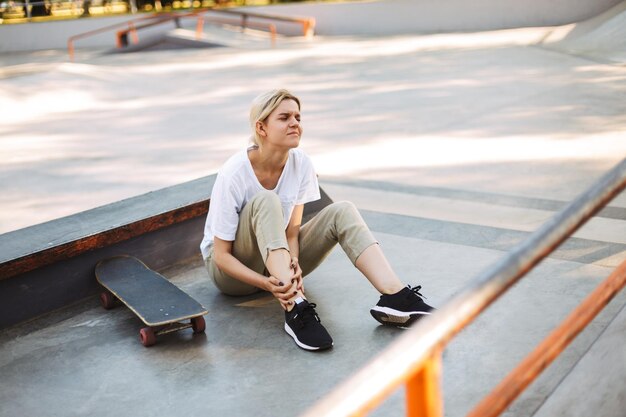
[95,255,208,347]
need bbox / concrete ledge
[0,175,215,329]
[0,216,207,329]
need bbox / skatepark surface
[1,2,625,416]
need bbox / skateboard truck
[138,317,206,347]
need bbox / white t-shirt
[200,146,320,259]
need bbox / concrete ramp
[542,0,626,64]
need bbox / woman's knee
[328,200,358,217]
[327,201,368,233]
[208,265,260,296]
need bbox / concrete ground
[0,240,624,417]
[2,27,626,234]
[1,14,625,417]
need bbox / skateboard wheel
[100,291,116,310]
[139,327,157,347]
[191,316,206,334]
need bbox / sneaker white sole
[370,306,431,327]
[284,323,333,351]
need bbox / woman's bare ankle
[284,293,306,312]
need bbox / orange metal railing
[67,8,314,61]
[209,8,315,37]
[300,157,626,417]
[193,14,277,46]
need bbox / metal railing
[67,8,314,61]
[209,8,315,37]
[301,157,626,417]
[113,9,285,48]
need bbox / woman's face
[259,99,302,149]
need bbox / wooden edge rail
[0,175,217,280]
[468,259,626,417]
[0,200,209,280]
[300,157,626,417]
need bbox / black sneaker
[284,298,333,351]
[370,285,434,327]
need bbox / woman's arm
[286,204,304,293]
[213,235,295,307]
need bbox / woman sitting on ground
[200,89,434,351]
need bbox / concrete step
[529,304,626,417]
[320,180,626,268]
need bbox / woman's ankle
[285,294,306,312]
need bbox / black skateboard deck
[95,255,208,346]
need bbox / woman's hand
[265,275,297,310]
[264,257,303,310]
[290,257,304,294]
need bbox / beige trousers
[204,190,378,296]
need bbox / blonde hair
[249,89,301,146]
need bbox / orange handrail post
[406,351,444,417]
[129,22,139,44]
[303,18,315,37]
[67,40,75,62]
[269,23,276,47]
[468,258,626,417]
[196,16,204,39]
[116,30,125,48]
